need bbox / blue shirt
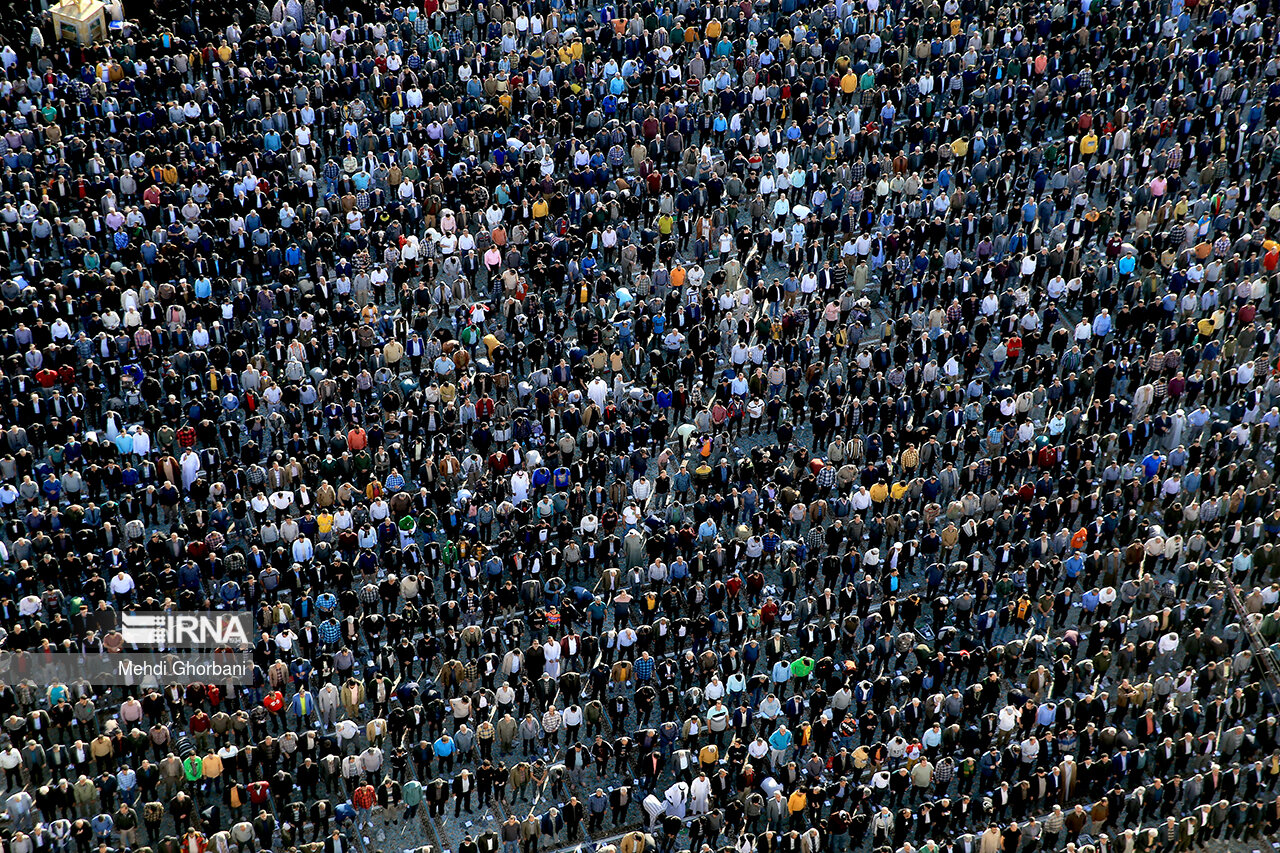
[1064,553,1084,578]
[1141,454,1162,479]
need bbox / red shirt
[760,600,779,624]
[352,785,376,810]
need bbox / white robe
[543,641,561,679]
[663,782,688,818]
[690,776,711,815]
[587,378,608,409]
[510,471,530,503]
[180,451,201,490]
[1164,411,1187,451]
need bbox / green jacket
[789,657,815,679]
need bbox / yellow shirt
[869,482,889,503]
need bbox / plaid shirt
[541,710,562,733]
[352,785,376,809]
[816,466,836,489]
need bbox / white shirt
[131,430,151,456]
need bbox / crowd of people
[0,0,1278,851]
